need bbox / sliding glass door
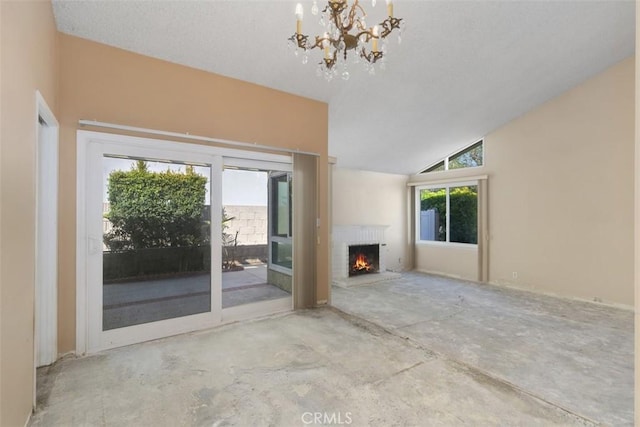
[78,131,294,353]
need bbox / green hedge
[103,245,211,283]
[421,186,477,244]
[104,161,209,251]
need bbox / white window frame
[415,180,479,247]
[268,172,293,276]
[421,139,484,174]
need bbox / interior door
[84,139,222,352]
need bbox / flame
[353,253,373,272]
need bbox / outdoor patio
[103,265,290,329]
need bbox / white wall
[332,168,410,272]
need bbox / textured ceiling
[52,0,635,175]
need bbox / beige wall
[332,168,410,272]
[57,34,329,353]
[415,244,478,280]
[410,56,634,306]
[223,206,268,246]
[488,56,633,305]
[0,1,58,425]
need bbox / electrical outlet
[512,271,518,279]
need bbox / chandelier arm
[331,8,343,33]
[310,34,329,50]
[378,17,403,39]
[314,35,325,48]
[289,32,330,51]
[354,29,375,43]
[353,2,366,20]
[360,48,384,64]
[343,0,365,32]
[291,33,309,50]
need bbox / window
[418,187,446,241]
[417,183,477,245]
[420,140,483,174]
[270,173,292,270]
[423,160,445,173]
[449,141,483,170]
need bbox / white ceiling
[52,0,635,175]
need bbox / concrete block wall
[224,205,268,245]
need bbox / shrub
[104,161,209,251]
[421,186,477,244]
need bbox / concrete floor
[31,271,632,426]
[333,271,634,426]
[33,309,591,427]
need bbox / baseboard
[488,279,634,312]
[412,269,634,312]
[414,268,469,282]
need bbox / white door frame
[76,131,292,354]
[35,91,59,365]
[34,91,59,405]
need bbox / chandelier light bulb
[295,3,304,21]
[322,32,330,59]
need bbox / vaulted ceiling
[52,0,635,175]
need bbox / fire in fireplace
[348,244,379,276]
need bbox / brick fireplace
[332,225,388,280]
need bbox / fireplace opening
[348,244,379,276]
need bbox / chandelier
[288,0,404,81]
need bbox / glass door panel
[221,168,292,309]
[102,156,212,330]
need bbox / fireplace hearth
[348,244,379,276]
